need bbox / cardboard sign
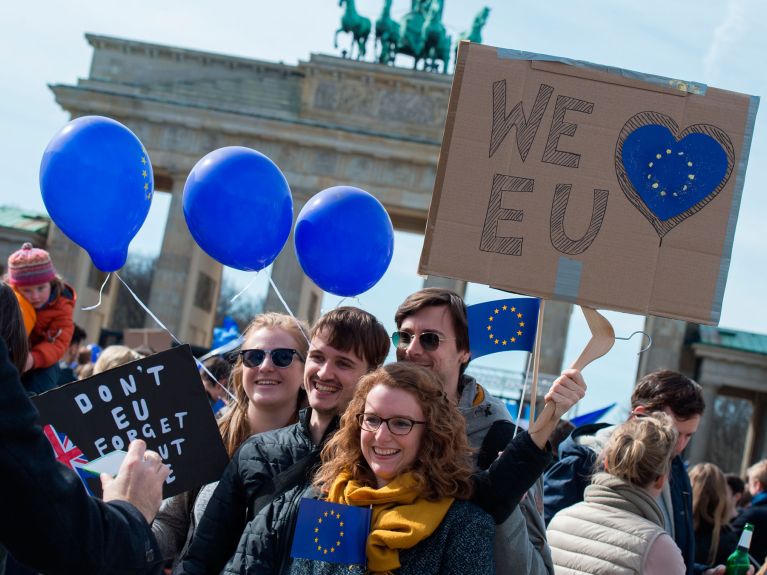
[33,345,229,498]
[419,42,759,324]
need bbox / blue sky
[1,0,764,418]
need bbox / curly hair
[689,463,731,565]
[313,362,475,500]
[217,313,310,457]
[597,411,678,489]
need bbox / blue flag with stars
[467,298,540,359]
[290,498,371,566]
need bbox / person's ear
[632,405,648,417]
[654,474,667,491]
[460,350,471,364]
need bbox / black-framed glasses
[356,413,426,436]
[239,348,304,369]
[391,330,455,352]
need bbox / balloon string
[268,275,311,347]
[514,352,534,439]
[81,273,112,311]
[230,272,261,303]
[114,272,236,402]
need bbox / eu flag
[290,498,371,566]
[467,298,540,359]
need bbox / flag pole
[528,299,546,423]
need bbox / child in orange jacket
[6,242,76,393]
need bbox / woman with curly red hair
[290,362,494,575]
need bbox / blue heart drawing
[615,113,734,237]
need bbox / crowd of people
[1,241,766,575]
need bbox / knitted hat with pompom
[7,242,56,287]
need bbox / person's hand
[24,353,34,373]
[101,440,170,524]
[544,368,587,419]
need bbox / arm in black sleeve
[174,447,249,574]
[471,426,552,524]
[0,338,162,575]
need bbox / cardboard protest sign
[419,42,759,324]
[33,345,229,498]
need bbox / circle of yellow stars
[646,148,695,199]
[486,304,526,346]
[314,509,345,556]
[141,152,152,201]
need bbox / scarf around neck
[585,472,665,529]
[327,471,453,574]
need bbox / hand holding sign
[101,439,169,523]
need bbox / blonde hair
[598,412,678,489]
[690,463,731,565]
[93,345,140,374]
[748,460,767,489]
[313,363,476,500]
[217,313,310,457]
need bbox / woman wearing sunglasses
[154,312,309,567]
[289,362,495,575]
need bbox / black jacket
[0,338,162,575]
[731,495,767,565]
[176,409,338,575]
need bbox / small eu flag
[467,297,540,360]
[290,498,371,566]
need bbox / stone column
[539,300,573,375]
[264,198,324,325]
[422,275,467,297]
[687,383,719,465]
[146,175,222,346]
[637,315,688,377]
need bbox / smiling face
[360,384,425,488]
[18,282,51,309]
[304,330,369,418]
[241,327,304,410]
[395,305,470,401]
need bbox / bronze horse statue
[421,0,450,73]
[335,0,371,59]
[375,0,400,64]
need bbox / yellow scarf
[327,471,453,574]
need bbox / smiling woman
[291,362,494,575]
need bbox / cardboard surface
[419,42,759,324]
[33,345,229,498]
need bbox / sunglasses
[391,331,455,352]
[239,348,304,368]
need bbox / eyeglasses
[391,331,455,352]
[239,348,304,368]
[356,413,426,436]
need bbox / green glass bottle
[726,522,754,575]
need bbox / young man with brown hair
[394,288,586,575]
[176,307,390,575]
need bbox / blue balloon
[40,116,153,272]
[183,147,293,271]
[295,186,394,296]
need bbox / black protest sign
[33,345,229,498]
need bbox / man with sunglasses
[394,287,587,575]
[176,307,390,575]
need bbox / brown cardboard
[419,42,759,324]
